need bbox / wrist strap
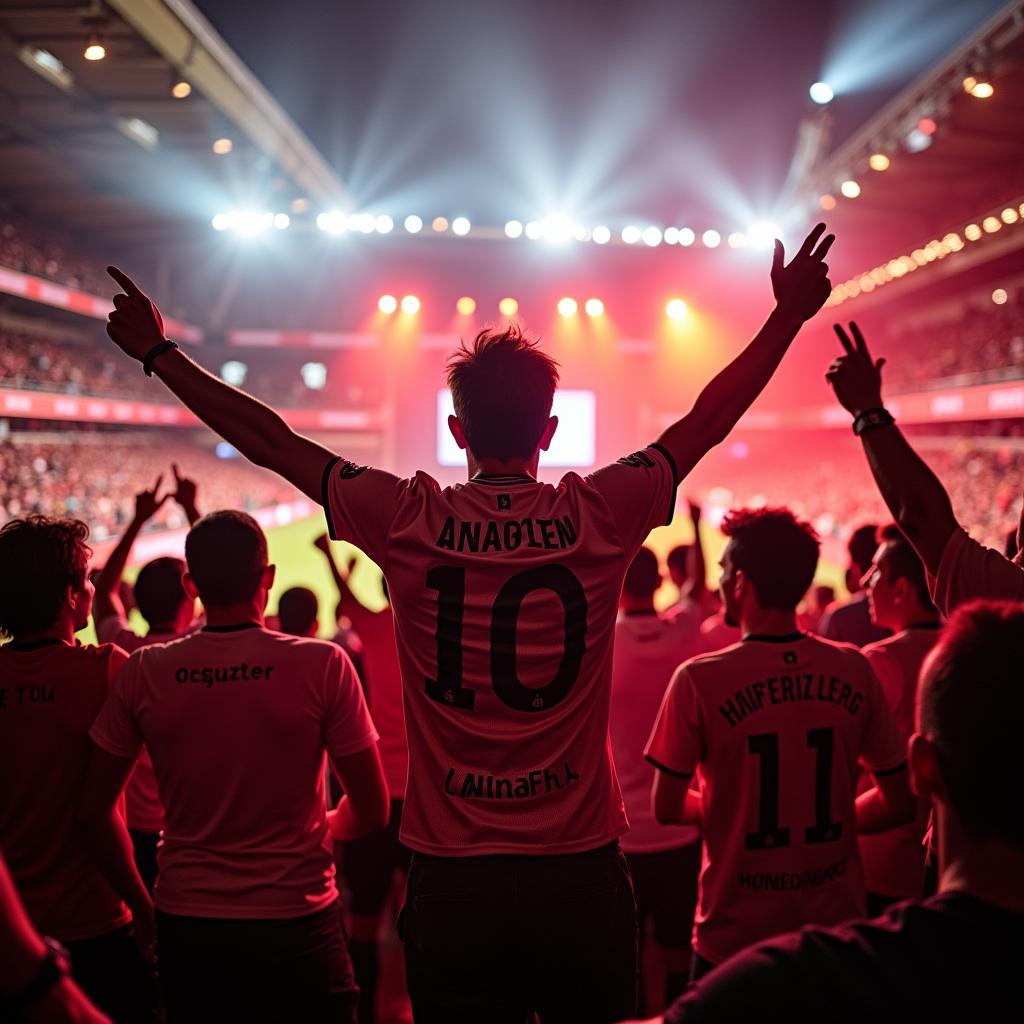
[143,339,178,377]
[852,407,894,436]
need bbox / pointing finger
[107,265,142,297]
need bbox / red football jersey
[646,633,905,964]
[323,445,678,855]
[0,640,131,941]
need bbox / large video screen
[436,388,596,468]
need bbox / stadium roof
[0,0,347,243]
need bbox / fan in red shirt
[647,507,916,977]
[101,222,834,1022]
[91,468,200,896]
[0,515,155,1023]
[77,510,389,1024]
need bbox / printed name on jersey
[444,760,581,800]
[436,514,578,553]
[338,460,369,480]
[174,662,276,687]
[718,673,865,727]
[0,685,56,708]
[739,856,848,892]
[617,450,657,470]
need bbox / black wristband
[142,339,178,377]
[852,407,894,436]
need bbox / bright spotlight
[666,299,689,321]
[404,214,423,234]
[525,221,544,240]
[591,225,611,245]
[375,214,394,234]
[701,229,721,248]
[963,76,994,99]
[351,213,375,233]
[233,211,272,236]
[456,296,476,316]
[621,225,641,244]
[663,226,680,245]
[401,294,421,314]
[432,216,448,232]
[917,117,937,136]
[746,222,778,249]
[84,35,106,61]
[544,215,574,244]
[291,198,310,213]
[1001,207,1019,225]
[378,294,398,314]
[869,153,890,171]
[992,288,1008,305]
[220,360,247,386]
[840,180,861,198]
[964,223,982,241]
[727,232,747,249]
[572,224,587,241]
[982,216,1001,234]
[557,297,578,317]
[317,211,347,234]
[504,219,524,238]
[212,137,233,155]
[905,129,932,153]
[211,213,229,231]
[451,217,471,236]
[498,297,519,317]
[809,81,834,105]
[171,79,191,99]
[584,298,604,317]
[678,228,695,246]
[642,226,663,247]
[273,213,290,230]
[300,362,327,390]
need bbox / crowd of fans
[882,285,1024,392]
[0,433,296,540]
[0,213,108,296]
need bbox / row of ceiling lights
[374,294,689,320]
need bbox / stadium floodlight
[404,214,423,233]
[273,213,290,230]
[677,228,695,246]
[300,362,327,390]
[1001,208,1019,225]
[211,213,230,231]
[375,214,394,234]
[591,225,611,245]
[642,226,663,247]
[504,219,524,238]
[572,224,588,241]
[401,295,421,314]
[378,294,398,314]
[451,217,471,236]
[171,78,191,99]
[664,226,680,245]
[727,232,747,249]
[584,298,604,317]
[904,129,932,153]
[317,211,347,234]
[621,225,641,244]
[525,221,544,240]
[809,81,834,105]
[544,215,574,244]
[869,153,890,171]
[231,210,273,236]
[84,34,106,61]
[666,299,688,321]
[992,288,1008,305]
[557,297,578,317]
[840,180,861,198]
[117,117,159,152]
[456,296,476,316]
[20,47,74,91]
[220,361,247,386]
[746,221,779,249]
[212,137,233,155]
[701,229,721,248]
[963,75,994,99]
[498,297,519,316]
[432,216,449,232]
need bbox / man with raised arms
[101,223,833,1023]
[646,507,915,977]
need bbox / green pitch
[81,513,845,645]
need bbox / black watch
[0,936,71,1011]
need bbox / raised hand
[105,267,167,362]
[170,462,199,516]
[133,475,167,524]
[826,322,886,417]
[771,223,835,322]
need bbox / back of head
[134,556,188,626]
[623,547,661,598]
[876,523,936,612]
[278,586,319,637]
[721,506,820,611]
[918,601,1024,848]
[0,515,91,639]
[446,323,559,460]
[185,510,267,608]
[666,544,690,585]
[848,523,880,574]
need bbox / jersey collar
[742,631,805,644]
[201,622,262,633]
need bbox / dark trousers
[399,841,638,1024]
[129,829,159,896]
[157,900,358,1024]
[66,924,156,1023]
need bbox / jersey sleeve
[862,646,901,716]
[644,664,703,778]
[321,646,380,760]
[585,444,679,555]
[89,650,145,760]
[930,527,1024,617]
[95,614,134,648]
[857,659,907,775]
[320,457,409,567]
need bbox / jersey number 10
[426,564,588,713]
